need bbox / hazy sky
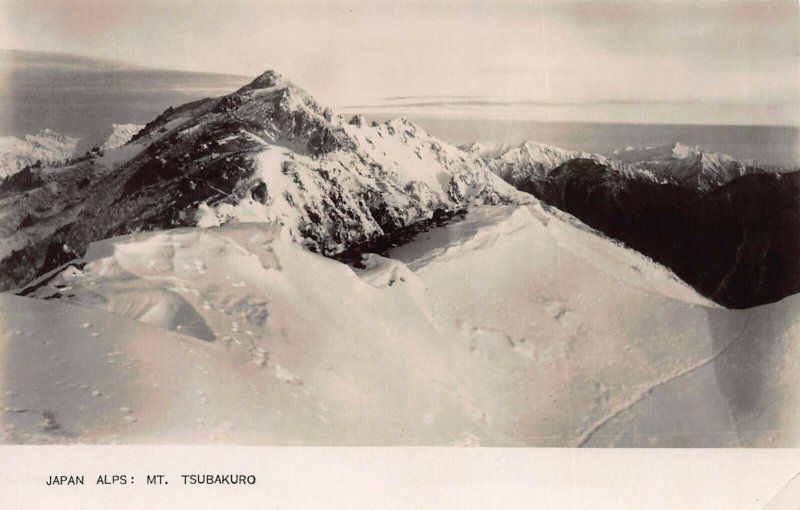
[1,0,797,125]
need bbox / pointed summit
[238,69,286,92]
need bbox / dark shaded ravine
[517,159,800,309]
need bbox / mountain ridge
[0,70,527,291]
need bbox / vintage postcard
[0,0,798,508]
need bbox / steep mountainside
[0,129,78,178]
[0,71,527,291]
[520,159,800,308]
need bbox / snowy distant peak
[0,129,78,178]
[1,123,146,180]
[463,140,606,164]
[238,69,286,91]
[75,123,144,156]
[609,142,761,190]
[226,68,325,118]
[461,140,612,185]
[613,142,737,164]
[25,128,74,146]
[22,129,78,152]
[473,137,788,192]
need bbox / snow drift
[7,205,797,446]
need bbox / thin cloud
[343,97,790,110]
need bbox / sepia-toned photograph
[0,0,798,453]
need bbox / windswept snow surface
[5,207,799,445]
[9,223,488,444]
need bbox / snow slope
[0,129,78,178]
[389,205,800,446]
[581,289,800,446]
[6,223,489,445]
[74,123,144,156]
[9,205,796,446]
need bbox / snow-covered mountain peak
[241,69,286,91]
[27,128,66,141]
[610,142,757,190]
[23,129,77,150]
[461,140,615,186]
[615,142,705,162]
[0,129,78,178]
[376,116,435,141]
[0,70,527,290]
[670,142,700,159]
[224,69,324,119]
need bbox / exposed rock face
[0,70,527,291]
[520,158,800,308]
[348,115,365,128]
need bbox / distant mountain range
[0,129,78,178]
[0,124,143,178]
[465,140,797,192]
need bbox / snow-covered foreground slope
[389,205,800,446]
[5,223,488,445]
[4,206,798,445]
